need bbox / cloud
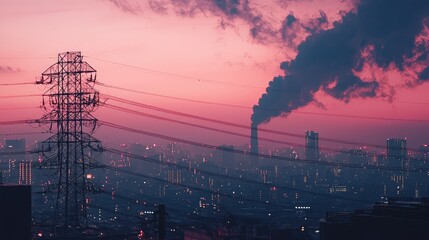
[105,0,332,45]
[105,0,142,14]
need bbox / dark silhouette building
[387,138,407,195]
[320,198,429,240]
[387,138,407,169]
[0,185,31,240]
[305,131,319,161]
[220,144,235,169]
[4,139,26,153]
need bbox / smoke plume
[252,0,429,125]
[104,0,429,126]
[106,0,332,45]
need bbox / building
[4,139,26,154]
[19,161,32,185]
[0,185,32,240]
[320,198,429,240]
[387,138,407,195]
[305,131,319,161]
[387,138,407,169]
[220,145,235,169]
[167,168,182,184]
[2,139,26,183]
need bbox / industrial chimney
[250,124,258,155]
[250,124,260,168]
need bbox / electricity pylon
[36,52,101,237]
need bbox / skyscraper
[387,138,407,169]
[220,145,235,169]
[167,168,181,184]
[3,139,26,184]
[305,131,319,161]
[19,161,32,185]
[387,138,407,195]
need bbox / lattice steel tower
[37,52,101,236]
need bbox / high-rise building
[387,138,407,195]
[387,138,407,169]
[305,131,319,161]
[167,169,181,184]
[417,144,429,161]
[220,145,235,169]
[19,161,32,185]
[3,139,26,184]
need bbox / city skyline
[1,1,429,238]
[0,0,428,149]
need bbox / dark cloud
[0,65,20,74]
[105,0,142,14]
[252,0,429,125]
[108,0,330,45]
[147,0,277,43]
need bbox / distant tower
[305,131,319,161]
[220,145,235,169]
[250,124,259,167]
[250,124,258,155]
[387,138,407,195]
[387,139,407,169]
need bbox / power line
[103,103,383,156]
[0,57,55,60]
[0,131,47,136]
[103,164,297,208]
[101,94,396,150]
[0,94,40,99]
[97,82,249,109]
[0,106,40,110]
[99,121,427,173]
[294,110,429,123]
[97,183,194,214]
[0,150,45,156]
[103,148,374,204]
[92,61,429,105]
[0,119,35,125]
[0,82,35,86]
[88,56,263,89]
[100,91,429,124]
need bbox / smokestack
[250,124,258,156]
[250,124,260,168]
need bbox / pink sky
[0,0,428,151]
